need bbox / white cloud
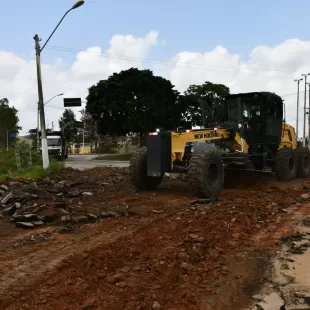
[0,31,310,138]
[0,30,158,134]
[164,39,310,137]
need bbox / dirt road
[0,167,309,310]
[65,154,129,170]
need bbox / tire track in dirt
[0,224,140,300]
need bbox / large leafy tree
[0,98,21,147]
[85,68,185,137]
[182,81,230,127]
[58,109,77,142]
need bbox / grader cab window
[240,97,261,123]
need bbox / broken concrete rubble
[255,292,285,310]
[250,219,310,310]
[0,170,128,229]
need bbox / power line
[46,44,297,74]
[281,90,306,97]
[45,44,297,80]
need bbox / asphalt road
[65,155,129,170]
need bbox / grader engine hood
[146,128,233,176]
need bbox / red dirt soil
[0,167,309,310]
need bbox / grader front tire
[129,147,163,190]
[188,149,224,198]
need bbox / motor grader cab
[129,91,310,198]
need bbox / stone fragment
[15,222,35,229]
[153,301,161,309]
[0,184,9,191]
[1,192,12,204]
[82,192,93,197]
[106,274,124,284]
[87,213,98,220]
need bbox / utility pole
[37,101,40,150]
[301,73,310,146]
[33,0,84,169]
[34,34,49,169]
[82,121,85,154]
[294,78,303,141]
[308,83,310,149]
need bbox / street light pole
[44,93,64,106]
[294,78,303,141]
[34,34,49,168]
[34,0,84,169]
[307,82,310,149]
[301,73,310,146]
[82,121,86,154]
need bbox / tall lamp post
[294,78,303,142]
[301,73,310,146]
[37,93,64,150]
[34,0,84,169]
[307,82,310,148]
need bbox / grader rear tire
[188,149,224,198]
[274,148,297,181]
[296,147,310,178]
[129,147,163,190]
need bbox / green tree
[183,81,230,127]
[85,68,185,138]
[58,109,77,142]
[0,98,21,148]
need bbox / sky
[1,0,310,136]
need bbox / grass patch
[93,153,133,161]
[0,160,64,180]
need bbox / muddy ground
[0,167,310,310]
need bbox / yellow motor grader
[129,91,310,198]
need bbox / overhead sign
[9,133,17,137]
[63,98,82,107]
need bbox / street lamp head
[71,0,84,9]
[58,93,64,96]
